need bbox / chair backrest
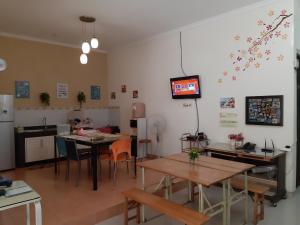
[65,139,79,161]
[56,136,67,157]
[111,138,131,162]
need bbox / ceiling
[0,0,265,51]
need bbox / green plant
[40,92,50,106]
[77,91,86,109]
[188,148,199,162]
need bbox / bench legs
[253,193,264,225]
[124,197,141,225]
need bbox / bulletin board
[245,95,283,126]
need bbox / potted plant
[188,148,199,164]
[77,91,86,109]
[40,92,50,106]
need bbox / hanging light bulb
[91,37,99,49]
[81,41,90,54]
[80,53,88,64]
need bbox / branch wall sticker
[221,9,293,83]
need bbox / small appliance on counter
[0,95,15,171]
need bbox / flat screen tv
[170,75,201,99]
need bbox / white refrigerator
[0,95,15,171]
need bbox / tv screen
[170,75,201,99]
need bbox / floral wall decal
[221,9,292,82]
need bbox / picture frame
[91,85,101,100]
[15,81,30,98]
[245,95,283,126]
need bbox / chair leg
[113,162,117,184]
[65,160,70,181]
[87,159,91,176]
[126,161,129,174]
[98,158,102,181]
[76,161,81,187]
[109,160,112,179]
[124,197,129,225]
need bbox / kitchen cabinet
[25,136,54,163]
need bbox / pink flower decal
[266,25,272,30]
[247,37,253,43]
[281,10,287,15]
[284,22,290,28]
[223,71,228,76]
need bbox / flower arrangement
[228,133,244,149]
[188,148,199,163]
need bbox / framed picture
[245,95,283,126]
[133,90,138,98]
[121,85,127,93]
[220,97,235,109]
[15,81,30,98]
[110,92,116,100]
[57,83,69,99]
[91,85,101,100]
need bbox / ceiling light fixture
[79,16,100,64]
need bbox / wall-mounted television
[170,75,201,99]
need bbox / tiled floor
[1,161,299,225]
[0,160,164,225]
[98,186,300,225]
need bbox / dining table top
[164,153,254,173]
[61,131,121,145]
[137,153,255,187]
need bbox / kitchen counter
[15,125,57,167]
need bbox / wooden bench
[123,188,209,225]
[230,177,269,225]
[191,177,269,225]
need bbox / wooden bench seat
[191,177,269,225]
[123,188,209,225]
[230,177,269,225]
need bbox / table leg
[26,204,30,225]
[227,179,231,225]
[198,184,204,213]
[222,181,227,225]
[244,171,248,224]
[54,136,57,175]
[34,200,42,225]
[188,181,192,202]
[91,145,98,191]
[141,167,145,223]
[134,156,137,178]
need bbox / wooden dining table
[54,134,120,191]
[137,153,254,225]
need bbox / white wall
[295,0,300,51]
[108,0,296,192]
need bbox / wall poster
[245,95,283,126]
[91,85,101,100]
[220,112,238,127]
[57,83,68,99]
[15,81,30,98]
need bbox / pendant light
[91,37,99,49]
[90,23,99,49]
[82,41,91,54]
[79,16,100,64]
[80,53,88,64]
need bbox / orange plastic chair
[102,138,131,183]
[112,138,131,183]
